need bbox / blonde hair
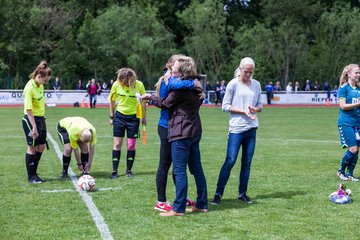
[29,60,52,79]
[155,54,186,96]
[79,128,92,143]
[339,64,359,85]
[176,56,197,79]
[234,57,255,78]
[116,68,137,88]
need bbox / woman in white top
[211,57,262,205]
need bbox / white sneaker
[338,173,349,181]
[347,176,360,182]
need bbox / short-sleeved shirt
[59,117,97,149]
[338,83,360,127]
[23,79,45,116]
[109,80,146,115]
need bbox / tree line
[1,0,360,90]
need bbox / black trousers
[156,126,174,202]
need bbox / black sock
[25,153,36,179]
[62,155,71,173]
[34,151,42,175]
[127,150,135,172]
[112,150,121,172]
[81,153,89,169]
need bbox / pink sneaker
[186,198,195,207]
[154,201,172,212]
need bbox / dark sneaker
[211,195,221,205]
[238,194,252,204]
[34,175,46,182]
[111,171,119,179]
[59,172,68,179]
[28,176,43,184]
[126,171,134,178]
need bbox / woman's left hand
[248,106,258,114]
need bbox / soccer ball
[78,175,96,192]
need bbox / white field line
[41,187,121,193]
[47,133,114,240]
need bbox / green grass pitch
[1,106,360,239]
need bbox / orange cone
[81,99,85,108]
[326,98,330,106]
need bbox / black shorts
[56,123,70,145]
[113,111,140,138]
[22,115,47,146]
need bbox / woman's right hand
[32,127,39,139]
[109,119,113,126]
[141,93,152,100]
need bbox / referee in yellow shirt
[22,61,52,184]
[109,68,146,178]
[57,117,97,178]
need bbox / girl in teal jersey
[337,64,360,181]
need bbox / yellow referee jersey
[23,79,45,116]
[109,80,146,115]
[59,117,97,149]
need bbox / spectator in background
[205,80,212,99]
[265,81,274,104]
[273,81,282,92]
[109,79,114,90]
[102,81,109,92]
[97,81,102,95]
[294,81,300,92]
[53,77,61,91]
[304,79,311,91]
[323,81,331,100]
[286,82,293,94]
[76,80,84,90]
[313,80,320,91]
[220,80,226,104]
[333,85,338,103]
[87,79,99,108]
[215,80,221,106]
[86,80,91,90]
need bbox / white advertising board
[0,90,336,105]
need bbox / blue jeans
[215,128,257,197]
[171,135,208,213]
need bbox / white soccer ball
[78,175,96,192]
[346,189,352,196]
